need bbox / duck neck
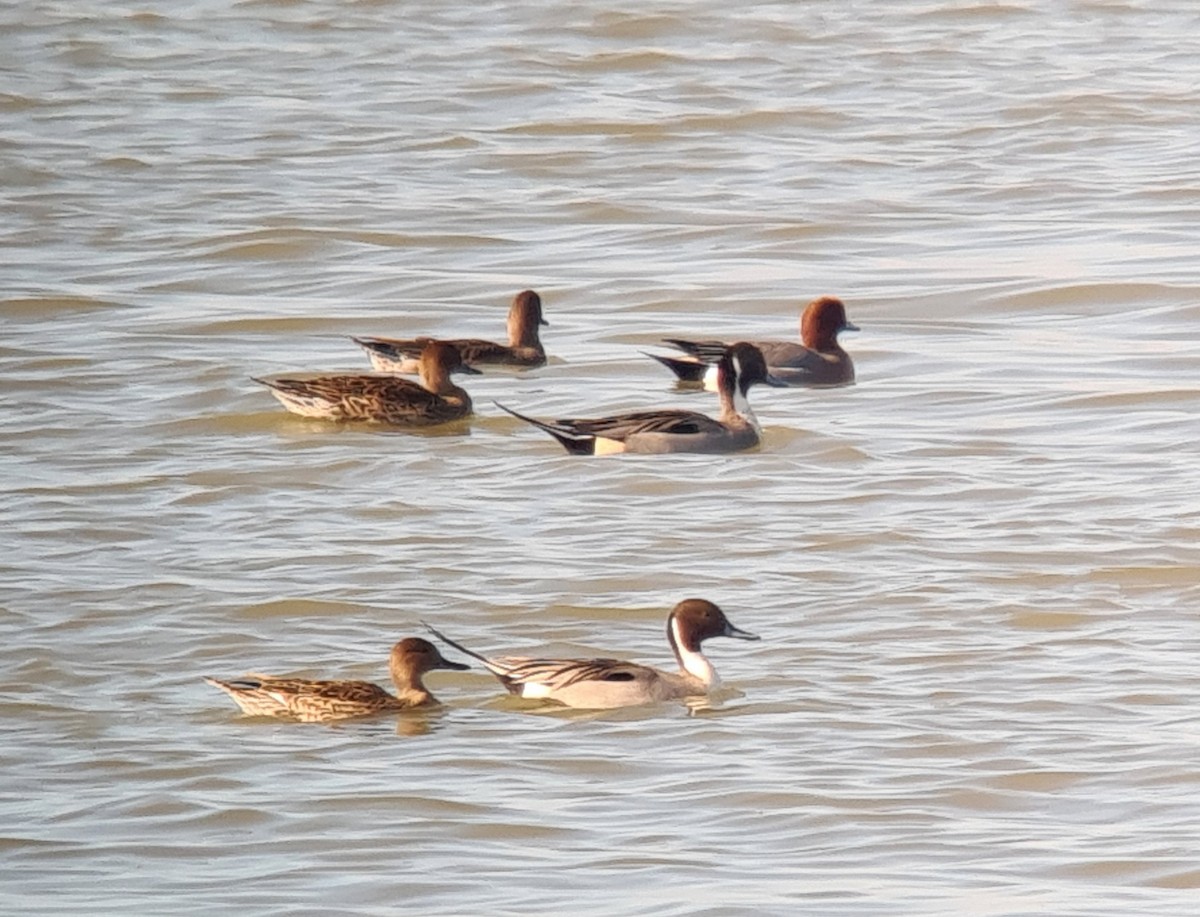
[389,661,433,704]
[807,332,845,355]
[421,363,466,399]
[716,362,759,432]
[668,614,719,688]
[509,312,542,349]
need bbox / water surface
[3,1,1200,914]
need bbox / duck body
[424,598,759,710]
[651,295,858,388]
[499,342,784,455]
[255,341,479,425]
[205,637,469,723]
[354,289,548,372]
[497,405,760,455]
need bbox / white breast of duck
[665,598,761,691]
[714,342,786,430]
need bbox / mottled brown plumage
[204,637,469,723]
[254,340,479,425]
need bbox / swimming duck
[353,289,548,372]
[497,342,784,455]
[254,340,480,425]
[649,295,858,388]
[204,637,470,722]
[424,598,759,710]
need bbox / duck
[496,342,784,455]
[353,289,548,372]
[648,295,858,388]
[424,598,760,710]
[254,340,480,425]
[204,637,470,722]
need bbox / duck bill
[439,659,472,671]
[723,622,760,641]
[843,321,861,333]
[457,364,483,376]
[764,371,789,388]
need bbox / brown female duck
[254,340,479,425]
[353,289,548,372]
[204,637,469,722]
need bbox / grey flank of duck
[254,340,480,425]
[649,295,858,388]
[425,599,759,710]
[353,289,548,372]
[497,341,784,455]
[204,637,470,723]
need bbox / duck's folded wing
[238,677,389,704]
[351,336,435,359]
[356,335,508,362]
[662,338,728,361]
[262,374,426,401]
[754,340,821,373]
[302,680,394,704]
[666,337,817,369]
[444,338,512,363]
[498,657,646,689]
[561,409,724,438]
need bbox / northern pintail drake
[497,341,784,455]
[353,289,548,372]
[425,599,759,710]
[649,295,858,389]
[254,340,480,425]
[204,637,469,722]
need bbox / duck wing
[559,409,725,439]
[661,338,728,361]
[256,374,466,424]
[494,656,647,690]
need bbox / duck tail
[351,336,405,360]
[422,622,519,691]
[643,351,709,383]
[494,401,595,455]
[421,622,486,662]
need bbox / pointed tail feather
[422,622,494,668]
[643,351,709,383]
[494,401,595,455]
[351,336,416,359]
[422,622,520,694]
[349,335,379,356]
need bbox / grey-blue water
[3,1,1199,914]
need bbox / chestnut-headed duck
[649,295,858,388]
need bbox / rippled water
[4,1,1200,914]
